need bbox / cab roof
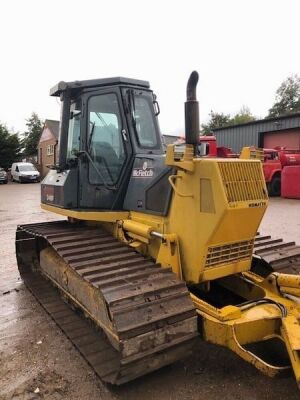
[50,77,150,97]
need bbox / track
[15,221,299,384]
[15,221,198,385]
[253,233,300,276]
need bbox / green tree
[0,123,22,169]
[268,74,300,117]
[201,107,256,134]
[23,112,43,157]
[201,111,231,135]
[230,106,256,125]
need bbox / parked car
[11,162,40,183]
[0,168,8,184]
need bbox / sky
[1,0,300,136]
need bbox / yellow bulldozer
[16,72,300,386]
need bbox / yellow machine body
[240,146,264,161]
[42,145,268,285]
[41,144,300,387]
[16,71,300,388]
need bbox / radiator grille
[205,240,254,268]
[218,161,267,204]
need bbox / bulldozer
[16,72,300,387]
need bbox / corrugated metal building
[213,113,300,153]
[162,134,180,145]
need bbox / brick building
[38,119,59,178]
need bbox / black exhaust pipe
[185,71,199,151]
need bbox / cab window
[88,93,126,185]
[198,142,210,156]
[133,94,158,148]
[67,100,81,160]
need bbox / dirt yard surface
[0,183,300,400]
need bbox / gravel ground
[0,182,300,400]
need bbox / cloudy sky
[1,0,299,135]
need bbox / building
[213,113,300,153]
[162,134,180,145]
[38,119,59,177]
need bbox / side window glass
[16,166,19,172]
[88,93,126,185]
[67,101,81,160]
[133,94,158,148]
[198,142,209,156]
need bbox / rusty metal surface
[15,221,198,385]
[254,234,300,275]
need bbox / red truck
[197,135,239,158]
[172,136,300,197]
[198,139,300,197]
[174,135,238,158]
[263,147,300,196]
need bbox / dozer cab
[16,72,300,387]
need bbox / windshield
[19,164,37,172]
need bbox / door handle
[122,129,128,142]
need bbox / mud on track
[1,182,300,400]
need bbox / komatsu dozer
[16,72,300,387]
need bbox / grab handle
[168,175,193,198]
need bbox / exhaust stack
[185,71,199,150]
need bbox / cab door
[79,88,133,209]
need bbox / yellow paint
[281,325,300,386]
[156,234,183,279]
[191,270,298,379]
[122,220,153,238]
[164,158,267,283]
[41,203,129,222]
[41,145,300,386]
[168,175,193,197]
[165,144,194,172]
[42,155,268,286]
[240,146,264,161]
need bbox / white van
[11,162,40,183]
